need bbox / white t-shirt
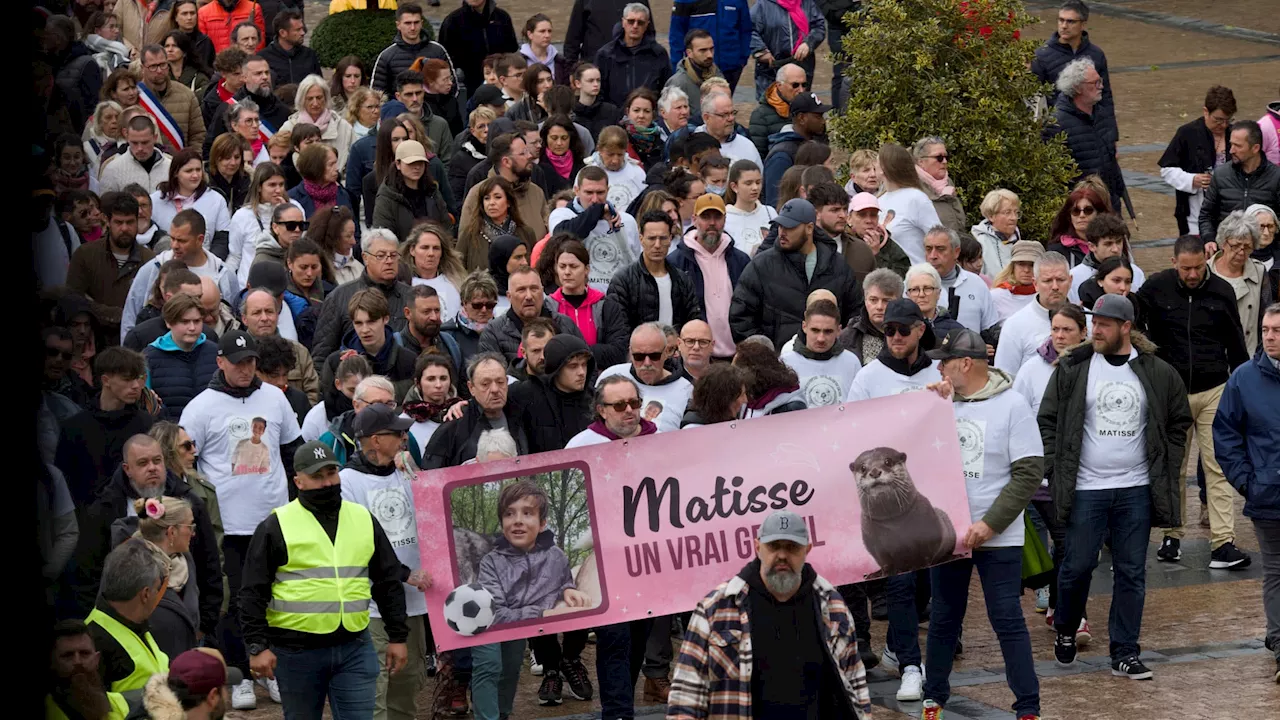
[937,268,999,332]
[409,418,441,457]
[547,206,639,292]
[845,357,941,402]
[566,427,612,448]
[339,466,427,617]
[412,275,462,322]
[180,383,302,536]
[1012,355,1056,416]
[780,347,863,407]
[724,203,777,257]
[654,273,673,325]
[596,364,692,433]
[993,298,1054,377]
[989,288,1035,322]
[1078,350,1150,490]
[952,387,1044,548]
[879,187,942,265]
[580,158,649,211]
[300,402,330,442]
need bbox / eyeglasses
[1071,205,1096,217]
[180,440,196,451]
[707,110,736,120]
[680,337,713,348]
[883,323,915,337]
[275,220,310,232]
[632,351,663,363]
[46,347,73,360]
[469,300,498,311]
[143,62,168,72]
[923,154,948,162]
[366,251,398,263]
[788,81,809,90]
[603,398,643,412]
[906,286,939,296]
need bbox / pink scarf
[303,180,338,210]
[547,149,575,180]
[776,0,809,53]
[916,164,954,197]
[1056,234,1090,252]
[298,108,332,133]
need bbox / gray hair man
[567,374,658,447]
[747,63,810,158]
[311,228,413,360]
[86,539,171,693]
[923,225,999,335]
[595,322,693,433]
[1045,56,1124,209]
[994,251,1073,375]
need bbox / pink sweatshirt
[684,229,736,358]
[550,287,605,346]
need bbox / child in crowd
[699,155,730,197]
[724,159,777,256]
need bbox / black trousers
[218,534,252,675]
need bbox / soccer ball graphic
[443,583,496,636]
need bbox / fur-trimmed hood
[136,672,185,720]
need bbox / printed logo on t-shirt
[1096,380,1141,437]
[369,485,417,548]
[230,416,271,475]
[608,184,637,210]
[587,233,624,288]
[956,417,986,480]
[802,375,843,407]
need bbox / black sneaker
[1111,655,1153,680]
[537,671,563,706]
[1054,633,1077,667]
[562,659,593,701]
[857,639,880,670]
[1209,541,1252,570]
[1156,537,1181,562]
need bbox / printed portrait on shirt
[231,416,271,475]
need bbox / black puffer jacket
[420,398,529,469]
[728,230,863,348]
[1197,156,1280,244]
[438,0,519,91]
[75,468,223,635]
[1136,268,1250,394]
[1038,333,1193,528]
[1031,31,1117,147]
[371,33,456,96]
[311,272,414,360]
[449,132,487,205]
[259,40,322,88]
[142,334,219,421]
[477,299,584,366]
[564,0,652,65]
[1044,93,1124,209]
[594,23,673,108]
[573,97,624,140]
[508,335,597,454]
[606,258,705,330]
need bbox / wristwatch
[247,643,268,657]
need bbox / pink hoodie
[684,228,736,358]
[550,287,605,346]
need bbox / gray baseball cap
[774,198,817,229]
[1084,293,1135,323]
[758,510,810,545]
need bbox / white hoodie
[583,152,649,211]
[724,202,777,257]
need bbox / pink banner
[413,392,972,651]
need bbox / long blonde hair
[400,221,468,287]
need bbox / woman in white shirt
[401,222,467,321]
[876,143,942,265]
[989,240,1044,321]
[149,148,231,238]
[723,160,777,257]
[227,162,303,280]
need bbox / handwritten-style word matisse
[623,474,817,537]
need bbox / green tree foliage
[311,10,435,72]
[828,0,1078,239]
[450,468,593,569]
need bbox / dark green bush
[829,0,1078,240]
[311,9,435,71]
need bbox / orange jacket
[197,0,266,54]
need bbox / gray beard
[764,566,802,596]
[131,482,163,499]
[698,229,721,251]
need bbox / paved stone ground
[240,3,1278,718]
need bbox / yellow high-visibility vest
[45,691,129,719]
[266,500,374,634]
[84,608,170,693]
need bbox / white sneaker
[896,665,924,701]
[880,648,899,674]
[256,676,281,703]
[231,679,257,710]
[530,648,543,676]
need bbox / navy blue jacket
[762,126,805,208]
[1031,31,1117,147]
[1214,352,1280,520]
[669,0,753,73]
[668,232,752,315]
[1045,93,1124,210]
[143,332,219,420]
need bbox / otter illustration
[851,447,958,579]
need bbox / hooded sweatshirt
[781,332,863,407]
[477,527,575,626]
[684,228,737,358]
[551,286,608,344]
[566,417,659,448]
[582,152,650,210]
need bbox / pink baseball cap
[849,192,879,212]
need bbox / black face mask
[299,484,342,512]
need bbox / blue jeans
[595,622,638,719]
[924,547,1039,717]
[1055,486,1151,660]
[470,640,525,720]
[827,16,850,109]
[273,631,380,720]
[885,572,921,668]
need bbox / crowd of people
[32,1,1280,720]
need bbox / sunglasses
[180,440,196,451]
[923,154,948,162]
[788,81,809,90]
[1071,206,1096,217]
[46,347,73,360]
[631,351,663,363]
[275,220,310,231]
[604,398,643,412]
[883,323,914,337]
[470,300,498,311]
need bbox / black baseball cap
[472,84,506,108]
[927,328,988,361]
[353,403,413,438]
[218,330,259,363]
[789,91,827,116]
[294,440,342,475]
[882,298,926,327]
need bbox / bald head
[122,434,165,493]
[242,289,280,337]
[678,319,714,375]
[805,289,837,309]
[199,276,221,314]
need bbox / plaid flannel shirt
[666,568,872,720]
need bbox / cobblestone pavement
[238,3,1279,718]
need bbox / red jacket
[197,0,266,53]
